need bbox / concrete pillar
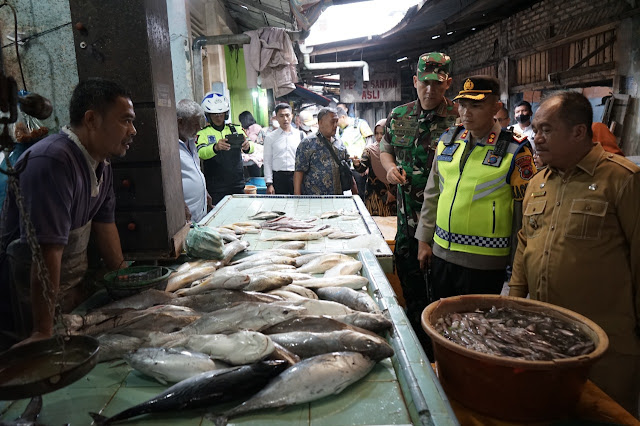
[617,16,640,156]
[167,0,194,102]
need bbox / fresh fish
[262,316,380,338]
[269,330,394,361]
[231,250,300,265]
[165,331,275,365]
[294,253,319,267]
[215,352,376,421]
[222,240,250,264]
[320,210,341,219]
[295,253,356,273]
[274,241,306,250]
[1,396,43,426]
[268,271,314,281]
[268,290,307,301]
[323,261,363,277]
[333,312,393,333]
[318,227,335,236]
[146,302,305,346]
[341,216,359,221]
[123,348,226,385]
[248,211,286,220]
[273,299,354,316]
[269,342,301,365]
[327,231,358,239]
[263,231,323,241]
[240,264,296,274]
[292,275,369,290]
[232,220,262,228]
[94,289,177,312]
[244,273,293,292]
[74,305,200,336]
[97,334,144,362]
[90,360,288,425]
[174,268,250,296]
[316,287,380,313]
[234,256,297,270]
[166,264,218,292]
[169,289,281,312]
[276,284,318,299]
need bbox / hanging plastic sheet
[289,0,331,30]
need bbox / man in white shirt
[511,100,536,150]
[264,103,304,194]
[177,99,210,222]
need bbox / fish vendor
[510,91,640,417]
[0,78,135,345]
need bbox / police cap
[454,75,501,101]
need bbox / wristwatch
[266,183,273,187]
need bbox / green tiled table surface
[201,195,394,273]
[0,250,458,425]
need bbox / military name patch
[482,150,503,167]
[441,143,460,156]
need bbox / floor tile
[204,404,309,425]
[36,384,119,424]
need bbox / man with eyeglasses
[196,92,254,205]
[494,106,511,129]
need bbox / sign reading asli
[340,72,401,103]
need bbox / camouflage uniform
[380,53,457,348]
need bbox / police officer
[415,75,536,300]
[196,92,254,205]
[380,52,457,347]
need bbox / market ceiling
[217,0,541,78]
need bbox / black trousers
[351,169,365,198]
[430,254,505,299]
[210,186,244,206]
[273,171,294,195]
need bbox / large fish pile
[81,242,394,425]
[434,306,595,361]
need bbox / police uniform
[510,142,640,414]
[380,52,457,345]
[196,123,254,205]
[415,75,536,299]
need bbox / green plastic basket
[103,266,171,299]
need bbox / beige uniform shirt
[510,143,640,356]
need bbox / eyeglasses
[496,117,509,122]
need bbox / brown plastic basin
[421,295,609,422]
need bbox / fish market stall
[0,250,458,426]
[200,195,394,273]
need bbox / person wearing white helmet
[196,92,254,205]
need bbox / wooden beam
[568,36,616,70]
[548,62,616,83]
[217,0,240,34]
[226,0,292,23]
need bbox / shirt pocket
[523,200,546,239]
[565,199,608,240]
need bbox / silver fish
[234,256,297,270]
[294,253,320,267]
[240,264,296,274]
[244,273,293,292]
[123,347,226,385]
[222,240,250,264]
[274,241,306,250]
[168,289,281,312]
[165,331,275,365]
[231,250,301,265]
[97,334,144,362]
[216,352,376,421]
[269,342,301,365]
[146,302,305,346]
[93,289,177,312]
[296,253,356,273]
[166,264,218,292]
[268,290,307,301]
[269,330,394,361]
[292,275,369,290]
[323,261,363,277]
[276,284,318,299]
[262,231,323,241]
[174,268,250,296]
[262,315,380,338]
[327,231,358,239]
[333,312,393,333]
[273,299,354,316]
[248,211,286,220]
[316,287,380,313]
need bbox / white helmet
[201,92,230,114]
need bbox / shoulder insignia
[605,153,640,173]
[515,154,535,180]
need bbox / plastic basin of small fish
[103,266,172,299]
[421,295,608,422]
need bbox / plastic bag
[14,108,49,144]
[185,225,224,259]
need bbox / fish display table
[0,250,458,425]
[201,195,394,273]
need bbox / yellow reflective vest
[434,127,536,257]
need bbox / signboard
[340,72,401,103]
